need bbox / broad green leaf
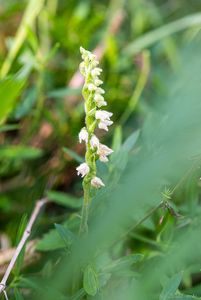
[110,130,140,178]
[0,77,25,124]
[37,221,76,251]
[168,295,201,300]
[102,254,144,273]
[36,226,68,251]
[0,146,42,160]
[47,191,82,208]
[63,147,84,163]
[122,130,140,152]
[83,265,99,296]
[55,223,75,247]
[160,272,183,300]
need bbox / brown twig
[0,240,40,276]
[0,198,49,295]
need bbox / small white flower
[79,127,88,143]
[76,162,90,177]
[90,135,100,149]
[88,83,97,91]
[91,60,99,67]
[98,120,113,131]
[96,110,113,121]
[91,68,102,77]
[99,155,109,162]
[96,87,105,94]
[98,143,113,162]
[94,79,103,86]
[88,53,96,61]
[94,94,107,107]
[98,143,113,157]
[91,176,105,188]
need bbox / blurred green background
[1,1,201,299]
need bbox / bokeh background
[1,1,201,299]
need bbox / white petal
[96,87,105,94]
[90,135,100,149]
[98,144,113,157]
[95,110,113,121]
[94,79,103,86]
[98,121,109,131]
[99,155,109,162]
[91,68,102,77]
[98,119,113,131]
[96,100,107,108]
[76,162,90,178]
[79,127,88,143]
[88,83,97,91]
[91,176,105,188]
[94,94,107,107]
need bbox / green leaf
[0,77,25,125]
[0,124,20,132]
[83,265,99,296]
[99,272,111,288]
[110,130,140,178]
[36,221,76,252]
[68,289,85,300]
[102,254,144,273]
[160,272,183,300]
[13,214,28,276]
[48,87,81,98]
[63,147,84,163]
[36,226,68,251]
[55,223,75,247]
[112,125,122,152]
[47,191,82,209]
[124,13,201,55]
[14,87,37,119]
[0,146,42,160]
[18,276,41,290]
[168,295,201,300]
[122,130,140,152]
[14,288,24,300]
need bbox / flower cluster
[76,47,113,189]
